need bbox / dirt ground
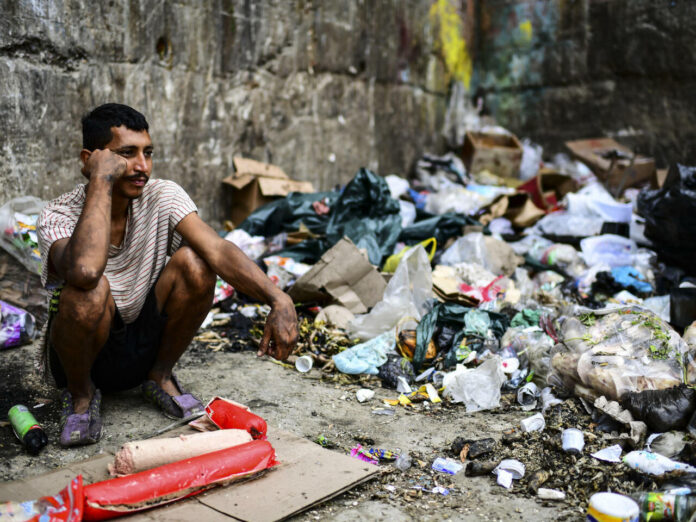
[0,251,616,521]
[0,338,579,521]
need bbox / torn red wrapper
[205,396,268,439]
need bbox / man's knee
[172,246,216,296]
[58,276,113,327]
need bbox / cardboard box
[461,131,524,178]
[222,157,315,226]
[565,138,655,194]
[288,237,387,314]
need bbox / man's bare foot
[148,373,180,397]
[72,394,93,414]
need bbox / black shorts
[48,283,167,392]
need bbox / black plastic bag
[621,384,696,432]
[413,303,509,371]
[239,191,337,237]
[378,354,415,389]
[325,168,402,266]
[400,211,478,247]
[637,164,696,275]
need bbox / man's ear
[80,149,92,179]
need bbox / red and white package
[83,439,277,520]
[0,475,83,522]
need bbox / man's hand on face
[82,149,127,182]
[257,295,299,361]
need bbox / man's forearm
[213,242,290,307]
[59,177,113,288]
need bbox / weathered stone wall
[474,0,696,167]
[0,0,457,224]
[3,0,695,226]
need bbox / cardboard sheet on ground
[0,427,377,521]
[288,237,386,314]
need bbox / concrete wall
[0,0,460,225]
[474,0,696,167]
[3,0,695,226]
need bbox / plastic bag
[0,196,45,274]
[399,212,478,247]
[580,234,636,268]
[239,191,337,238]
[383,237,436,273]
[519,139,543,181]
[348,246,432,340]
[398,200,417,228]
[623,450,696,476]
[224,229,267,260]
[621,385,696,432]
[414,302,509,371]
[415,152,469,190]
[637,164,696,275]
[442,357,506,412]
[550,308,693,401]
[440,232,521,276]
[425,187,489,216]
[0,475,83,521]
[1,300,36,349]
[324,168,402,266]
[332,331,394,375]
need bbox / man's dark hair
[81,103,149,150]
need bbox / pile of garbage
[206,132,696,516]
[5,130,696,518]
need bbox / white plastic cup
[520,412,546,433]
[562,428,585,454]
[295,355,313,373]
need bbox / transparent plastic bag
[348,245,433,340]
[550,307,693,401]
[0,196,45,274]
[442,356,505,412]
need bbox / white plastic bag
[223,229,266,261]
[519,139,542,181]
[0,196,45,274]
[580,234,636,267]
[623,450,696,476]
[442,356,505,412]
[348,245,432,340]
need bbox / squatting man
[37,103,298,447]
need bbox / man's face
[103,126,153,199]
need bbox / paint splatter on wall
[429,0,472,89]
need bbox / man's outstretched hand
[257,294,298,361]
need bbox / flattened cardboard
[222,156,314,226]
[126,499,231,521]
[0,427,377,522]
[288,238,387,314]
[565,138,655,193]
[198,429,377,522]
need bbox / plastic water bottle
[8,405,48,455]
[638,491,696,522]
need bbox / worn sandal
[59,389,103,447]
[141,374,204,420]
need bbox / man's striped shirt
[37,179,197,323]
